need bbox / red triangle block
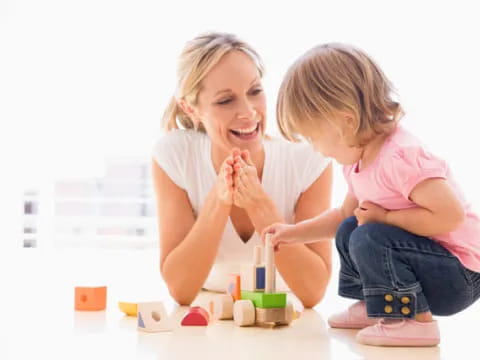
[181,306,209,326]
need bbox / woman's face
[195,50,266,154]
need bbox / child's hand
[261,222,300,251]
[354,201,388,225]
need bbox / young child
[264,43,480,346]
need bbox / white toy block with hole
[137,302,172,332]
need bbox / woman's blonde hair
[163,32,265,132]
[277,43,403,146]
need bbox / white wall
[1,0,479,247]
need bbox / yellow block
[119,301,138,316]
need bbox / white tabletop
[3,248,480,360]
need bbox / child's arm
[263,192,358,249]
[384,178,465,236]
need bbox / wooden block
[181,306,209,326]
[255,307,285,324]
[253,245,263,265]
[240,265,256,292]
[227,273,241,301]
[241,265,266,292]
[74,286,107,311]
[240,290,286,308]
[265,234,276,293]
[118,301,137,316]
[278,302,294,325]
[210,294,233,320]
[255,302,294,325]
[137,301,172,332]
[209,300,214,316]
[240,265,255,292]
[255,266,266,291]
[233,300,255,327]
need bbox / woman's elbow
[300,286,328,309]
[301,294,324,309]
[160,265,196,306]
[164,278,197,306]
[168,286,196,306]
[301,269,331,308]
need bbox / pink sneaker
[328,301,379,329]
[356,319,440,347]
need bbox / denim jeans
[336,216,480,318]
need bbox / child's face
[306,119,362,165]
[195,50,266,154]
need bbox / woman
[152,32,333,307]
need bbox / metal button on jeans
[384,294,394,302]
[401,306,411,315]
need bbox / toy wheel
[233,299,255,326]
[278,302,294,325]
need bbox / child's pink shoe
[356,319,440,347]
[328,301,379,329]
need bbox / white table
[3,248,479,359]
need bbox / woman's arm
[270,163,334,308]
[262,187,359,307]
[235,158,335,307]
[152,160,231,305]
[247,163,344,307]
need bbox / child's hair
[277,43,403,146]
[163,32,265,132]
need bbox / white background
[1,0,479,249]
[1,3,480,359]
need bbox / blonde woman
[152,32,333,307]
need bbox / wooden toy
[255,307,285,323]
[118,301,137,316]
[240,245,266,292]
[227,273,241,301]
[265,236,276,292]
[137,301,172,332]
[210,234,297,328]
[210,294,233,320]
[255,302,294,325]
[240,290,286,308]
[74,286,107,311]
[233,300,255,327]
[181,306,209,326]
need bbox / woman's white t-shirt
[152,130,330,292]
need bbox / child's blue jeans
[336,216,480,318]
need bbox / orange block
[227,274,241,301]
[75,286,107,311]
